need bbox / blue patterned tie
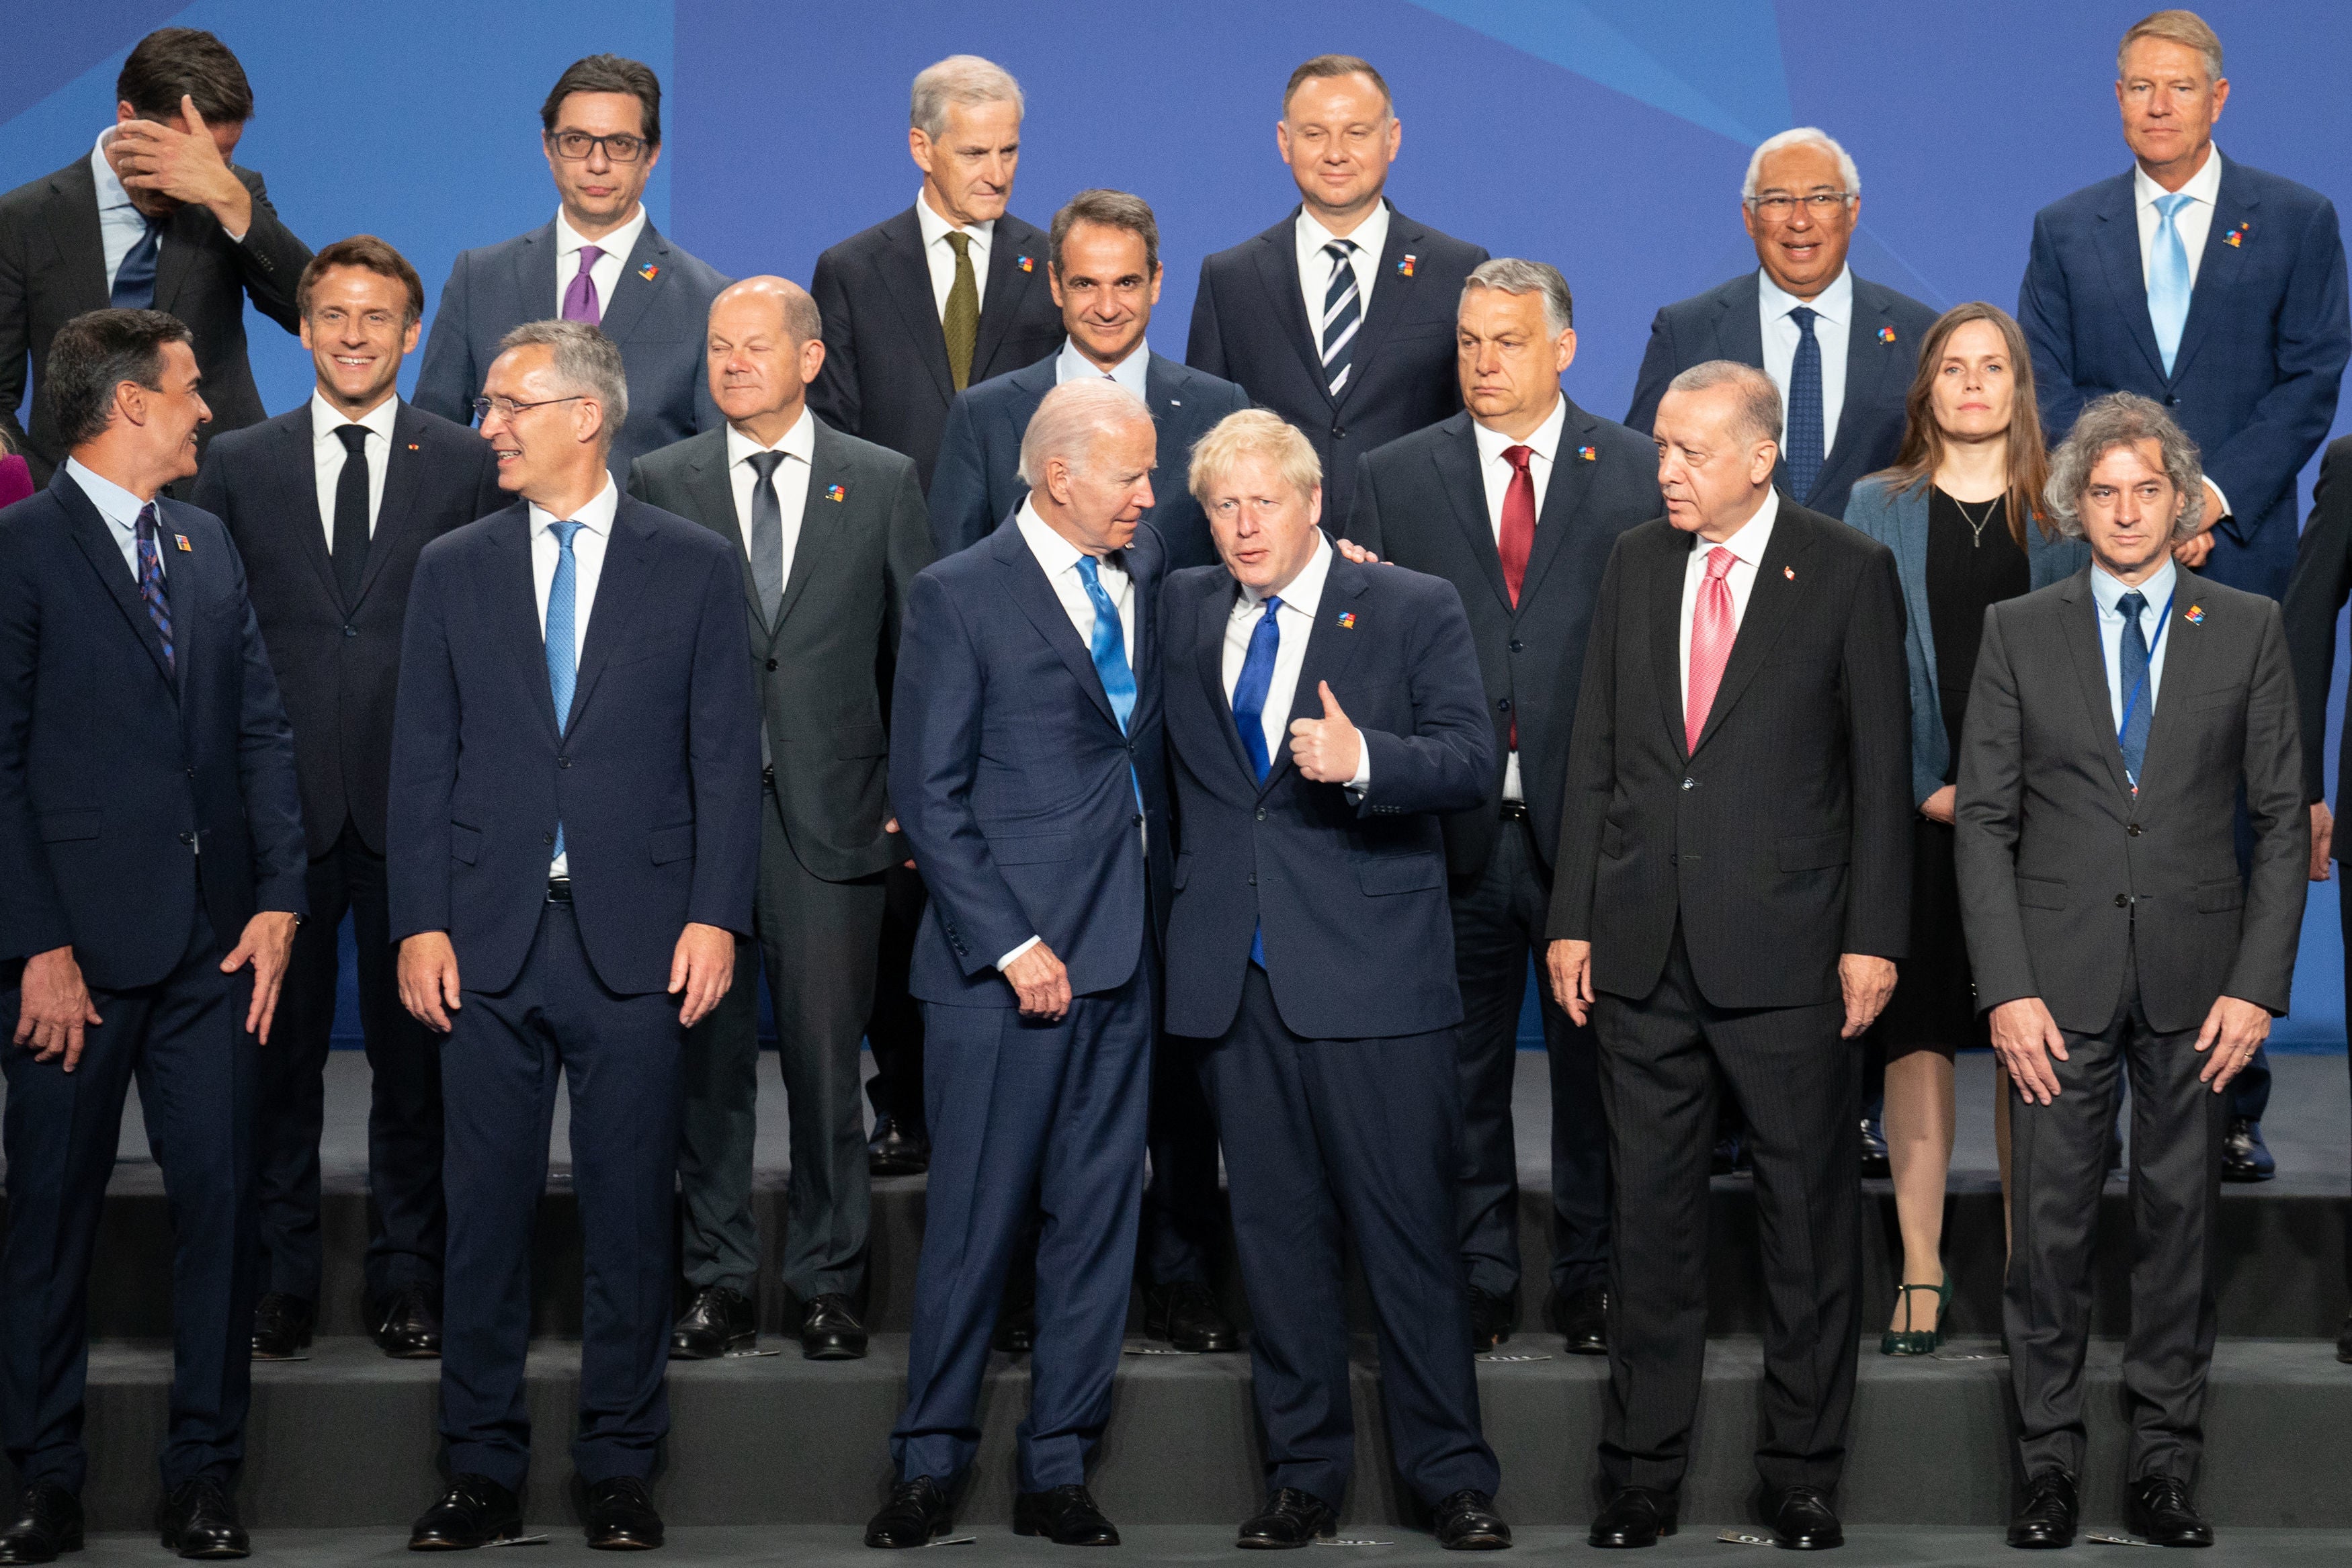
[1075,554,1143,811]
[1230,595,1282,966]
[2117,589,2152,792]
[546,520,584,862]
[134,503,173,673]
[1320,241,1360,398]
[1785,304,1824,504]
[112,218,162,309]
[2148,192,2194,376]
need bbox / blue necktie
[1230,595,1282,967]
[2149,192,2194,376]
[134,503,173,673]
[1075,554,1143,811]
[2117,589,2153,791]
[546,520,584,863]
[111,217,163,309]
[1785,304,1824,504]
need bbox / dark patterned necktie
[134,503,174,672]
[1786,304,1824,503]
[1320,241,1360,397]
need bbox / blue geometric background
[7,1,2350,1043]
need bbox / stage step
[67,1334,2352,1534]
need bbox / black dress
[1879,488,2029,1054]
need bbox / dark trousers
[1195,967,1499,1510]
[2007,945,2225,1481]
[256,821,443,1311]
[1593,928,1859,1496]
[2,906,254,1493]
[1451,810,1609,1300]
[439,902,681,1491]
[679,787,880,1303]
[892,967,1153,1491]
[863,865,928,1139]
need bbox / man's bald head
[707,275,827,441]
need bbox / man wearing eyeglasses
[1626,128,1934,524]
[415,54,730,481]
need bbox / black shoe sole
[1775,1533,1843,1551]
[1235,1536,1320,1550]
[865,1522,952,1549]
[669,1330,756,1360]
[803,1337,869,1361]
[1587,1523,1675,1549]
[410,1527,522,1551]
[161,1538,249,1561]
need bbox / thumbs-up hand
[1289,681,1363,783]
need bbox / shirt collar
[1015,496,1106,580]
[1758,264,1852,327]
[1472,393,1569,470]
[64,456,151,531]
[1056,336,1152,400]
[528,474,620,537]
[1297,200,1391,267]
[310,389,400,446]
[555,204,647,267]
[916,190,995,254]
[1240,530,1335,616]
[2091,556,2179,616]
[725,406,814,468]
[1693,488,1779,568]
[2134,146,2225,212]
[90,129,139,216]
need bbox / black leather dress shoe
[2126,1475,2213,1548]
[583,1477,663,1551]
[866,1477,952,1548]
[155,1478,248,1559]
[801,1293,870,1360]
[409,1474,523,1550]
[1859,1117,1891,1179]
[1467,1286,1516,1350]
[2005,1470,2077,1549]
[1014,1484,1120,1545]
[994,1291,1036,1354]
[0,1483,81,1565]
[1431,1489,1511,1550]
[375,1287,444,1359]
[1237,1488,1337,1549]
[1588,1487,1676,1548]
[868,1117,931,1176]
[2220,1117,2275,1182]
[1767,1485,1841,1551]
[1551,1284,1608,1355]
[670,1284,757,1359]
[249,1292,313,1360]
[1144,1280,1240,1352]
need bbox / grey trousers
[2007,946,2226,1482]
[677,787,886,1305]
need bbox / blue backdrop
[9,0,2350,1044]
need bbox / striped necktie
[1320,240,1360,397]
[134,503,173,672]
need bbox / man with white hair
[1626,126,1935,523]
[868,378,1172,1549]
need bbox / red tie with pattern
[1685,546,1736,753]
[1498,445,1536,750]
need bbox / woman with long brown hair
[1843,302,2087,1352]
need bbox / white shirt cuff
[998,935,1042,971]
[2203,476,2231,523]
[1344,743,1372,799]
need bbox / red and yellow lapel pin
[2185,604,2206,624]
[1578,445,1597,462]
[2225,224,2250,248]
[1877,325,1898,343]
[1397,255,1417,277]
[825,484,847,503]
[175,533,193,552]
[1337,611,1357,629]
[1015,255,1034,273]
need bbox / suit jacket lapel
[1691,507,1812,754]
[2169,165,2257,384]
[564,506,651,732]
[1826,284,1906,492]
[1195,575,1255,782]
[1431,420,1511,613]
[970,226,1034,380]
[1252,216,1329,407]
[774,422,849,633]
[276,404,341,610]
[679,432,759,630]
[352,403,428,611]
[1262,556,1371,797]
[2056,570,2135,801]
[49,163,110,310]
[491,508,562,742]
[994,522,1118,730]
[1648,533,1691,758]
[1515,399,1602,611]
[56,475,175,689]
[513,222,559,329]
[595,223,666,345]
[2091,181,2169,385]
[151,204,201,317]
[2137,572,2207,787]
[1334,205,1415,413]
[880,208,957,406]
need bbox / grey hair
[1741,126,1860,202]
[1665,360,1783,449]
[2042,392,2206,541]
[496,319,628,449]
[1017,378,1152,488]
[2119,9,2224,83]
[911,55,1024,141]
[1462,258,1574,336]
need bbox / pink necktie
[562,245,605,325]
[1685,546,1737,752]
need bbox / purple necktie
[562,245,605,325]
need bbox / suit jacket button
[1247,873,1257,886]
[1509,640,1525,653]
[558,757,572,768]
[1497,697,1511,711]
[179,831,194,846]
[2114,894,2129,907]
[1132,813,1143,826]
[1681,777,1697,790]
[342,625,358,638]
[1669,854,1679,865]
[2165,395,2179,407]
[2127,824,2142,836]
[1330,426,1345,440]
[1255,808,1267,822]
[766,659,779,671]
[545,834,556,846]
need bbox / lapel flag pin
[407,442,420,451]
[1337,611,1357,629]
[1783,565,1796,580]
[1397,255,1417,277]
[1578,445,1597,462]
[638,263,661,281]
[2185,604,2206,624]
[2225,224,2249,247]
[175,533,193,552]
[1877,325,1898,343]
[1015,254,1035,273]
[825,483,847,503]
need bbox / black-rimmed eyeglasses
[472,394,583,423]
[547,131,648,163]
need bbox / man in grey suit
[1956,392,2304,1553]
[416,54,728,480]
[628,277,933,1362]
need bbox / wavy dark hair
[1872,301,2052,550]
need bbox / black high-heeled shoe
[1880,1278,1949,1355]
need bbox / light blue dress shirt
[1054,335,1151,401]
[65,458,163,583]
[90,131,155,292]
[2089,558,2177,731]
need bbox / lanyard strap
[2115,587,2178,750]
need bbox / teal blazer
[1843,474,2091,805]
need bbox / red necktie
[1685,546,1737,753]
[1498,445,1536,751]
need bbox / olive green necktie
[942,231,979,391]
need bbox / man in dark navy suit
[1162,410,1506,1551]
[0,308,306,1561]
[930,188,1250,568]
[192,236,505,1367]
[1625,128,1935,522]
[864,381,1170,1551]
[2019,9,2349,1177]
[1185,54,1487,523]
[1347,259,1660,1357]
[390,321,758,1553]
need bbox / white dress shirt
[999,499,1141,970]
[1220,533,1371,797]
[530,478,619,875]
[309,390,398,552]
[2134,148,2224,290]
[1471,395,1567,801]
[1677,488,1780,701]
[1295,202,1391,348]
[726,408,816,597]
[65,458,163,583]
[1758,265,1853,461]
[915,190,993,318]
[554,205,646,320]
[2090,557,2179,731]
[1055,335,1151,400]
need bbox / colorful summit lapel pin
[175,533,193,552]
[1578,445,1597,462]
[1337,611,1357,629]
[1877,325,1898,344]
[2225,223,2250,248]
[825,484,847,503]
[1015,255,1035,273]
[2185,603,2206,624]
[638,263,661,282]
[1397,255,1417,277]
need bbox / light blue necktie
[546,520,584,863]
[2117,589,2153,792]
[2149,192,2194,376]
[1075,555,1143,814]
[1229,595,1282,966]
